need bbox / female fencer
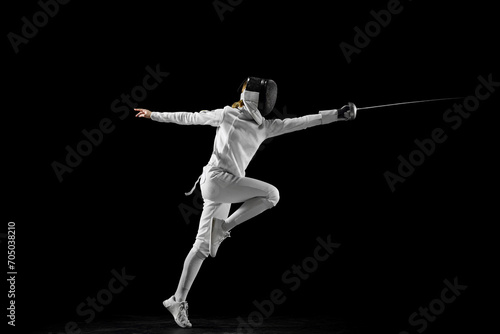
[134,77,356,328]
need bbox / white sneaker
[209,217,231,258]
[163,295,192,328]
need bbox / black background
[5,0,498,333]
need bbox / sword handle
[347,102,357,120]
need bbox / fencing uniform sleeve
[318,109,339,124]
[150,108,224,127]
[265,114,323,138]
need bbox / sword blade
[357,97,463,111]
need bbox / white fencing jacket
[151,106,334,193]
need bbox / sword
[347,97,463,119]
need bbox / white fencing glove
[319,105,354,124]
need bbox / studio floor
[31,314,361,334]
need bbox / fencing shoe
[209,217,231,258]
[163,295,192,328]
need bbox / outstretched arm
[135,108,224,127]
[265,114,323,138]
[266,105,351,138]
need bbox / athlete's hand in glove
[337,105,356,121]
[320,105,352,124]
[135,108,152,119]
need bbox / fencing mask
[239,77,277,125]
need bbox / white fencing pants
[174,166,279,301]
[195,166,280,256]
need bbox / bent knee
[268,186,280,207]
[193,240,210,259]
